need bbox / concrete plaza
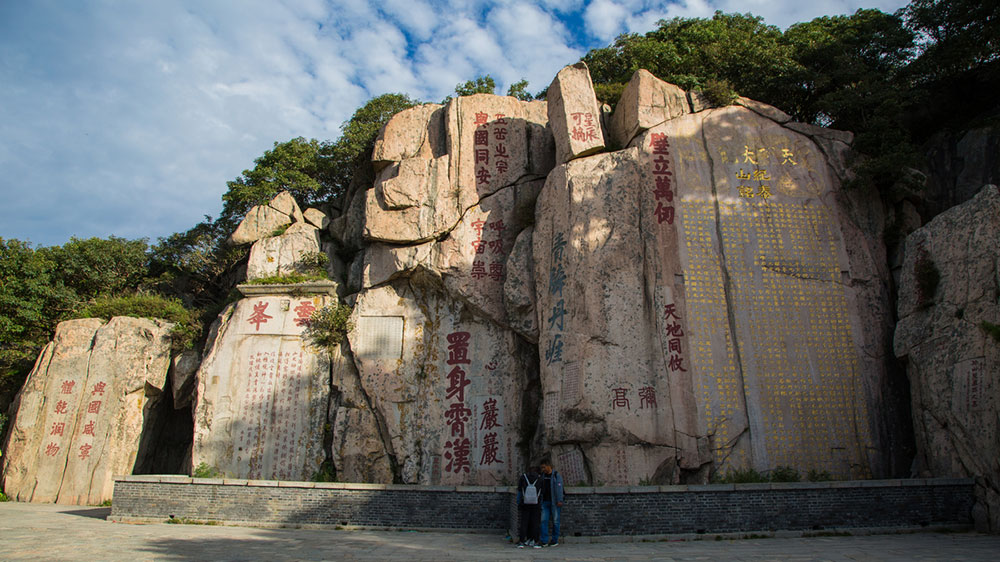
[3,501,999,561]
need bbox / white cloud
[0,0,912,247]
[584,0,629,41]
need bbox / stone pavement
[3,501,999,561]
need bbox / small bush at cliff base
[192,462,220,478]
[769,466,801,482]
[303,304,354,352]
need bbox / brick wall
[111,477,510,531]
[111,476,974,536]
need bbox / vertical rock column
[1,317,173,504]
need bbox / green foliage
[71,294,201,351]
[903,0,1000,78]
[165,517,219,525]
[455,75,497,96]
[980,321,1000,344]
[700,78,738,106]
[219,94,419,230]
[1,236,156,402]
[713,465,818,483]
[807,469,833,482]
[769,465,801,482]
[297,251,330,275]
[192,462,220,478]
[39,236,152,299]
[312,460,337,482]
[220,137,330,228]
[593,82,627,108]
[98,499,112,507]
[506,79,533,101]
[0,491,8,502]
[580,8,941,197]
[713,467,768,483]
[0,238,75,387]
[321,92,420,208]
[0,411,7,459]
[584,13,794,105]
[302,304,354,352]
[244,272,328,285]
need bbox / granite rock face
[608,69,690,148]
[547,62,605,163]
[331,92,555,484]
[5,66,928,494]
[192,293,333,481]
[231,191,304,245]
[246,223,322,280]
[1,317,173,504]
[532,84,896,484]
[894,184,1000,532]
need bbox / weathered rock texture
[894,184,1000,532]
[547,62,605,163]
[329,91,554,485]
[608,69,690,149]
[6,65,927,495]
[325,66,902,486]
[533,71,896,484]
[192,293,333,480]
[1,317,173,504]
[246,223,322,280]
[230,191,305,245]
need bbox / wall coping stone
[117,475,976,491]
[222,479,249,486]
[111,476,975,536]
[246,479,277,487]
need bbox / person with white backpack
[515,465,542,548]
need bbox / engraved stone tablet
[355,316,404,361]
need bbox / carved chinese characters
[547,61,605,163]
[1,317,172,504]
[349,281,527,485]
[534,149,684,485]
[193,296,330,480]
[638,104,886,479]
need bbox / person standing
[539,458,564,546]
[516,465,542,548]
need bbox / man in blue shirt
[538,458,564,546]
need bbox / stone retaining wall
[110,476,974,537]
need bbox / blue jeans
[540,501,560,544]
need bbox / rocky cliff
[4,63,995,532]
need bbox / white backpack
[523,475,539,505]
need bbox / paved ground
[3,501,999,561]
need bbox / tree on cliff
[0,236,154,405]
[218,93,419,231]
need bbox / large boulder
[364,96,553,244]
[533,100,897,484]
[1,317,173,504]
[608,69,690,149]
[245,223,322,280]
[347,279,534,484]
[547,62,605,163]
[230,191,305,245]
[894,184,1000,532]
[192,294,334,480]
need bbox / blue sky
[1,0,907,247]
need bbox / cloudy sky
[1,0,907,247]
